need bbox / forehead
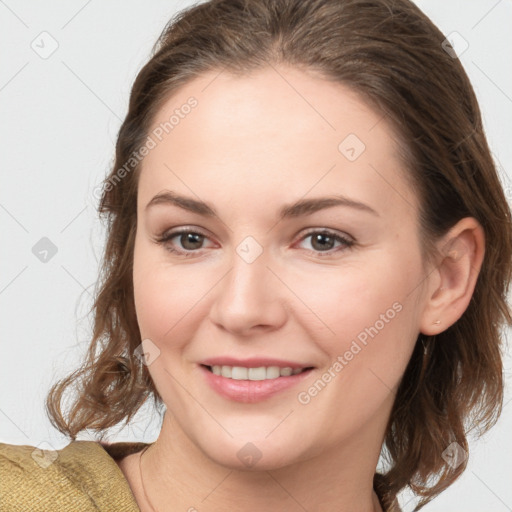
[138,65,418,220]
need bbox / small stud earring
[433,319,441,325]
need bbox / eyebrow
[145,190,379,219]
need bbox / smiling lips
[200,356,313,380]
[206,365,305,380]
[199,357,315,402]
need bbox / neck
[139,413,386,512]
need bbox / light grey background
[1,1,511,510]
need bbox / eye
[155,228,215,257]
[296,229,354,256]
[155,227,354,258]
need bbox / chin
[193,431,314,472]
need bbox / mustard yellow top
[0,440,401,511]
[0,440,143,511]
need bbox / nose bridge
[230,247,271,297]
[209,239,287,333]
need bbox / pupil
[312,233,334,251]
[182,233,203,250]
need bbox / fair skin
[115,65,484,512]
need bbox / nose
[208,248,288,336]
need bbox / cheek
[295,255,415,336]
[289,262,421,432]
[292,251,422,382]
[133,241,179,340]
[132,242,215,348]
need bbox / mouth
[201,364,314,381]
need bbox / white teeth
[248,367,267,380]
[209,365,306,380]
[263,366,280,379]
[221,365,232,378]
[231,366,248,380]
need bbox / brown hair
[46,0,512,508]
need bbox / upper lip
[200,357,314,369]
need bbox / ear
[419,217,485,335]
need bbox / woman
[1,0,510,510]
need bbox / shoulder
[0,440,143,512]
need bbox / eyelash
[155,227,355,258]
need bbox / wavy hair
[46,0,512,508]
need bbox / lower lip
[200,365,314,403]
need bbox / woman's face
[133,65,430,469]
